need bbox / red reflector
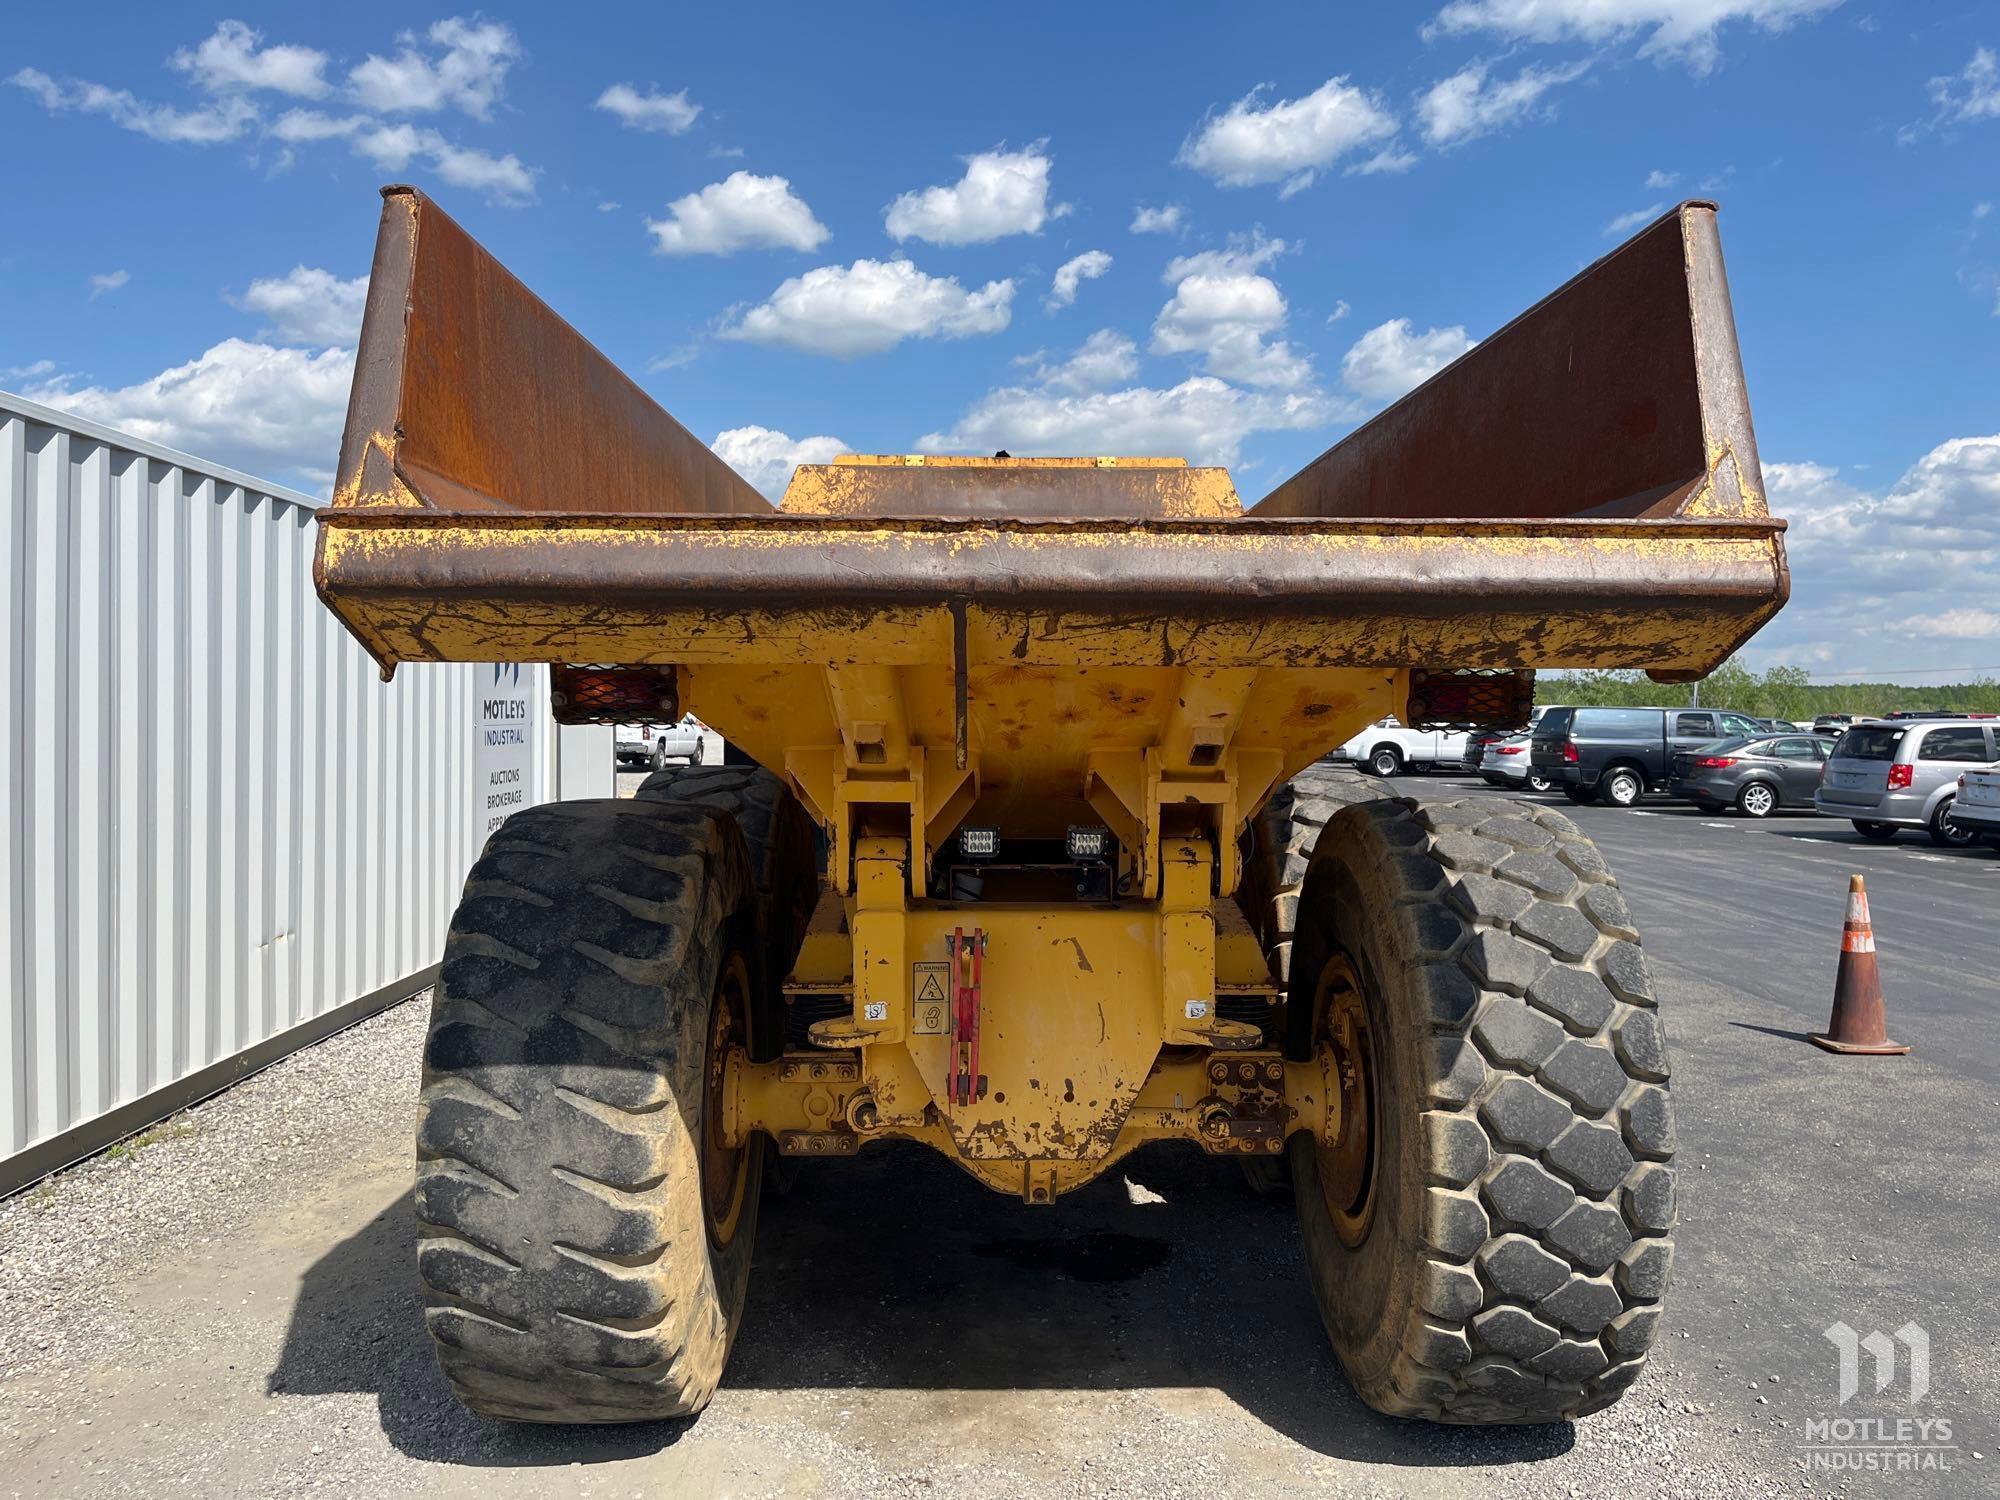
[1695,756,1737,769]
[551,664,680,726]
[1496,745,1524,756]
[1562,742,1579,764]
[1887,763,1914,789]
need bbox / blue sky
[3,2,1997,680]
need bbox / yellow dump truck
[316,188,1787,1426]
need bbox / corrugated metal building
[0,391,612,1191]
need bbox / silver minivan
[1815,719,2000,846]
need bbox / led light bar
[1066,826,1109,861]
[958,826,1000,859]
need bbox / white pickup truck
[1332,717,1472,777]
[1949,765,2000,848]
[614,715,709,771]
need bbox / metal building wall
[0,392,610,1190]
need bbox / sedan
[1478,734,1555,793]
[1667,733,1829,817]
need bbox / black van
[1531,705,1766,807]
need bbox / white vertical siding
[0,392,613,1185]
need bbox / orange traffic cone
[1810,874,1908,1055]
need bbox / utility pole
[1691,677,1700,708]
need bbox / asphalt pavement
[1515,778,2000,1087]
[1,773,1993,1497]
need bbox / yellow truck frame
[318,188,1785,1427]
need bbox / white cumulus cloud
[1927,47,2000,125]
[351,122,535,204]
[1417,60,1588,146]
[1178,77,1399,194]
[348,16,519,119]
[1426,0,1840,75]
[1130,203,1184,234]
[226,266,369,346]
[1899,607,2000,640]
[1152,272,1312,390]
[1340,318,1475,401]
[885,145,1063,245]
[1019,330,1141,393]
[8,67,257,144]
[646,172,829,256]
[1162,229,1290,283]
[1747,443,2000,674]
[711,426,849,499]
[920,375,1344,468]
[171,20,330,98]
[10,15,541,207]
[24,340,356,491]
[721,259,1014,357]
[1604,202,1667,236]
[270,108,368,142]
[88,270,130,300]
[1047,250,1112,310]
[595,82,701,134]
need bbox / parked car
[1666,733,1829,817]
[1464,707,1549,773]
[1947,766,2000,849]
[1814,719,2000,846]
[1531,705,1767,807]
[1812,713,1863,735]
[615,715,708,770]
[1333,717,1470,776]
[1477,732,1556,792]
[1882,709,1997,721]
[1751,716,1805,733]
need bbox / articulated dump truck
[316,188,1787,1426]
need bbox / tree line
[1534,661,2000,722]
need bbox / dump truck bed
[316,189,1785,811]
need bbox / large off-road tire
[1285,791,1676,1424]
[1236,763,1421,1197]
[417,797,766,1423]
[644,768,824,956]
[1244,762,1392,992]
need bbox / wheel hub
[703,955,753,1248]
[1311,954,1378,1248]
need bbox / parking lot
[1,773,1993,1498]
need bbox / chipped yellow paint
[778,455,1242,517]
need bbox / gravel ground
[1,780,1992,1497]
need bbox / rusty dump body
[317,186,1784,1201]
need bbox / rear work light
[1066,826,1110,860]
[1887,763,1915,790]
[1695,756,1737,769]
[958,827,1000,859]
[1562,742,1580,764]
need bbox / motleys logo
[1801,1321,1959,1475]
[1825,1321,1928,1405]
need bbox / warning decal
[910,961,950,1034]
